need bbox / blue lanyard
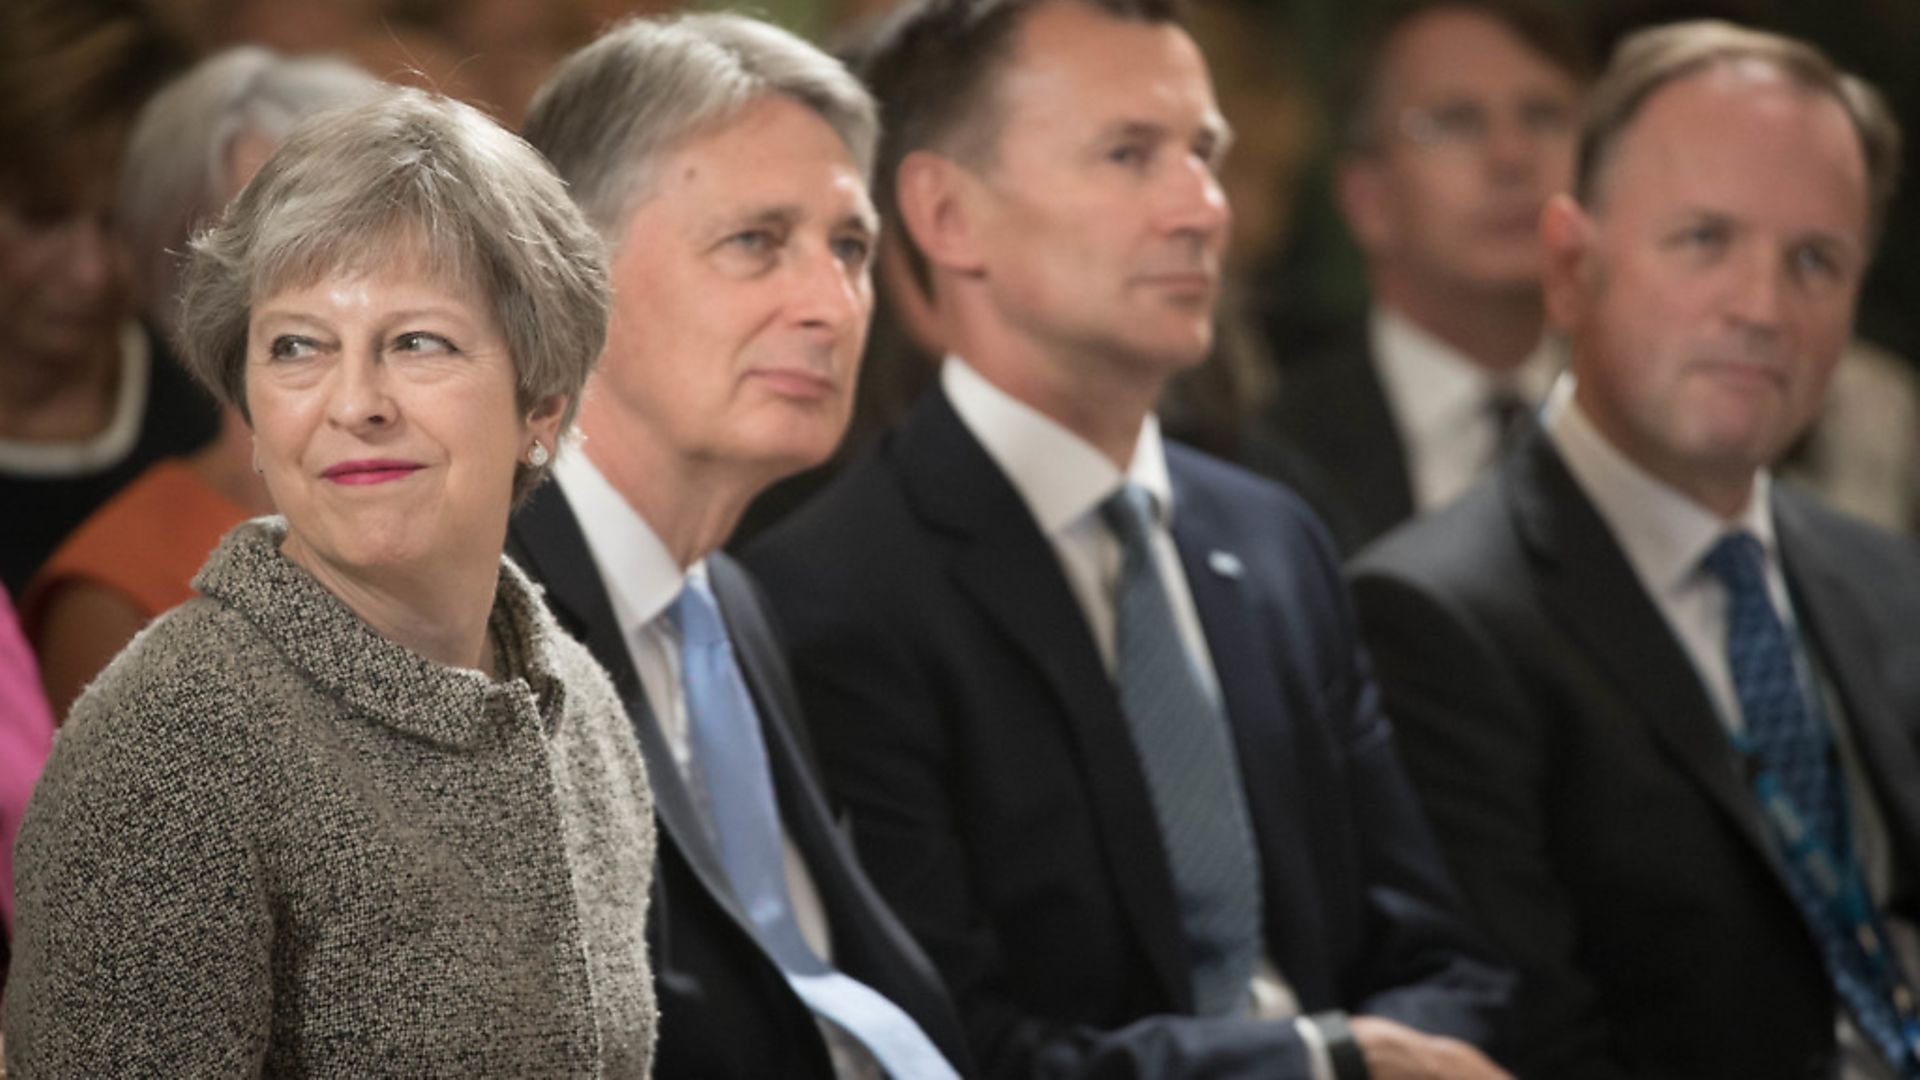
[1747,758,1920,1072]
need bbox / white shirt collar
[550,443,700,635]
[1371,305,1561,447]
[0,321,149,476]
[1543,373,1777,598]
[942,355,1175,534]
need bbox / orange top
[22,460,251,636]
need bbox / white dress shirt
[1544,377,1907,1080]
[1371,306,1562,513]
[943,357,1337,1078]
[553,448,887,1080]
[943,358,1220,696]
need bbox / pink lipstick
[321,459,423,486]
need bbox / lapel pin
[1208,550,1244,579]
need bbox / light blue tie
[672,577,958,1080]
[1100,484,1263,1017]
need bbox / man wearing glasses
[1261,0,1587,554]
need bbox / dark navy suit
[746,387,1513,1080]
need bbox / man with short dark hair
[512,14,969,1078]
[1352,21,1920,1079]
[1263,0,1586,554]
[747,1,1515,1077]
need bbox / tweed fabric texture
[6,517,657,1077]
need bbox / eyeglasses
[1398,97,1576,154]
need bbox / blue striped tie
[1101,484,1263,1017]
[673,578,958,1079]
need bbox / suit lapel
[1506,432,1777,865]
[508,485,753,933]
[1167,463,1331,999]
[894,389,1194,1010]
[1276,327,1416,542]
[712,555,973,1066]
[1775,497,1920,885]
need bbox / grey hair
[522,11,877,243]
[118,47,386,343]
[177,87,612,505]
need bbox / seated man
[514,15,969,1078]
[748,1,1515,1076]
[1352,21,1920,1079]
[1261,0,1587,553]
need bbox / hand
[1348,1016,1514,1080]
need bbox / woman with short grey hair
[5,87,657,1076]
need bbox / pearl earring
[527,442,549,468]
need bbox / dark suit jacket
[745,388,1514,1080]
[508,484,973,1079]
[1350,427,1920,1080]
[1252,321,1415,556]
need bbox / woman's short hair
[522,11,877,244]
[119,47,386,343]
[177,87,611,504]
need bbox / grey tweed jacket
[6,518,657,1077]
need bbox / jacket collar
[194,517,566,749]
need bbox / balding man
[1353,22,1920,1079]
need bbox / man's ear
[896,149,988,277]
[1335,155,1395,257]
[1539,193,1594,332]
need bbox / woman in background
[0,0,218,596]
[24,47,384,720]
[7,88,656,1075]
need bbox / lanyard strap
[1747,756,1920,1073]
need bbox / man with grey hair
[1352,20,1920,1079]
[511,13,970,1079]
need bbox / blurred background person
[1784,338,1920,534]
[1257,0,1589,555]
[0,0,219,597]
[7,89,657,1074]
[22,47,384,722]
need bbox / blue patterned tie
[1100,484,1263,1017]
[672,578,958,1079]
[1703,532,1915,1073]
